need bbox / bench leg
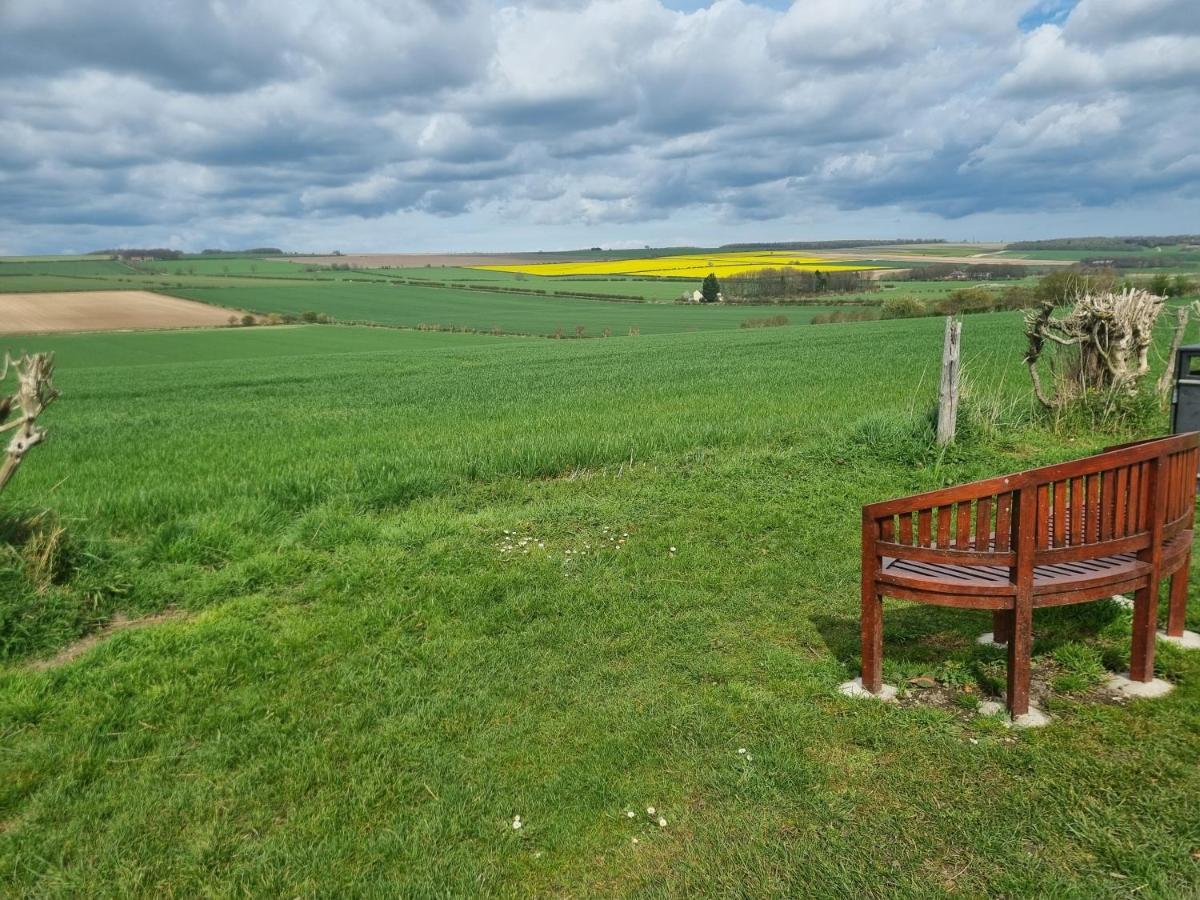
[1006,602,1032,717]
[992,609,1013,644]
[861,590,883,693]
[1130,582,1159,682]
[1167,552,1191,638]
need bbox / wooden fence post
[937,317,961,447]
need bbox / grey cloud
[0,0,1197,252]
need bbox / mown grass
[2,312,1200,895]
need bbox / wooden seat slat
[1069,476,1084,546]
[975,497,992,552]
[1053,481,1067,547]
[1100,469,1117,540]
[917,508,932,546]
[995,493,1012,551]
[1114,466,1129,536]
[1086,473,1101,543]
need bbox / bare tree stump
[1025,288,1167,409]
[0,352,59,495]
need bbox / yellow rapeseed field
[473,251,874,279]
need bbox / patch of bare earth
[0,291,242,334]
[824,251,1075,267]
[26,609,189,671]
[898,659,1123,719]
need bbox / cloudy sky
[0,0,1196,254]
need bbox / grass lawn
[2,314,1200,895]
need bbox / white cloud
[0,0,1196,252]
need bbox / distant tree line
[1007,235,1200,251]
[721,268,877,302]
[1015,268,1191,304]
[812,270,1196,328]
[201,248,283,255]
[889,263,1030,281]
[93,248,183,260]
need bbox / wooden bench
[860,433,1199,716]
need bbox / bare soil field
[0,291,240,334]
[824,251,1074,267]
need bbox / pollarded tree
[0,352,59,495]
[1023,287,1191,410]
[701,273,721,304]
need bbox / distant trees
[1150,273,1195,297]
[1008,235,1200,252]
[880,297,926,319]
[96,248,182,260]
[201,248,283,255]
[1034,268,1118,304]
[701,273,721,304]
[889,263,1028,281]
[720,268,874,302]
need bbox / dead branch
[0,352,59,495]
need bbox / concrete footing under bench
[1159,629,1200,650]
[838,678,898,702]
[1105,673,1175,699]
[978,700,1051,728]
[976,632,1006,648]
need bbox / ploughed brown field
[0,291,240,334]
[822,251,1075,266]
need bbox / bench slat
[975,497,992,551]
[1127,465,1141,536]
[995,493,1012,552]
[1053,481,1067,547]
[1070,476,1084,546]
[1036,484,1050,550]
[1086,473,1100,543]
[955,501,972,549]
[1101,469,1116,540]
[1114,466,1129,537]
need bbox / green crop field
[2,309,1200,896]
[999,246,1200,271]
[379,266,698,301]
[167,282,844,336]
[0,259,133,277]
[138,257,331,278]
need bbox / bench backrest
[864,433,1199,568]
